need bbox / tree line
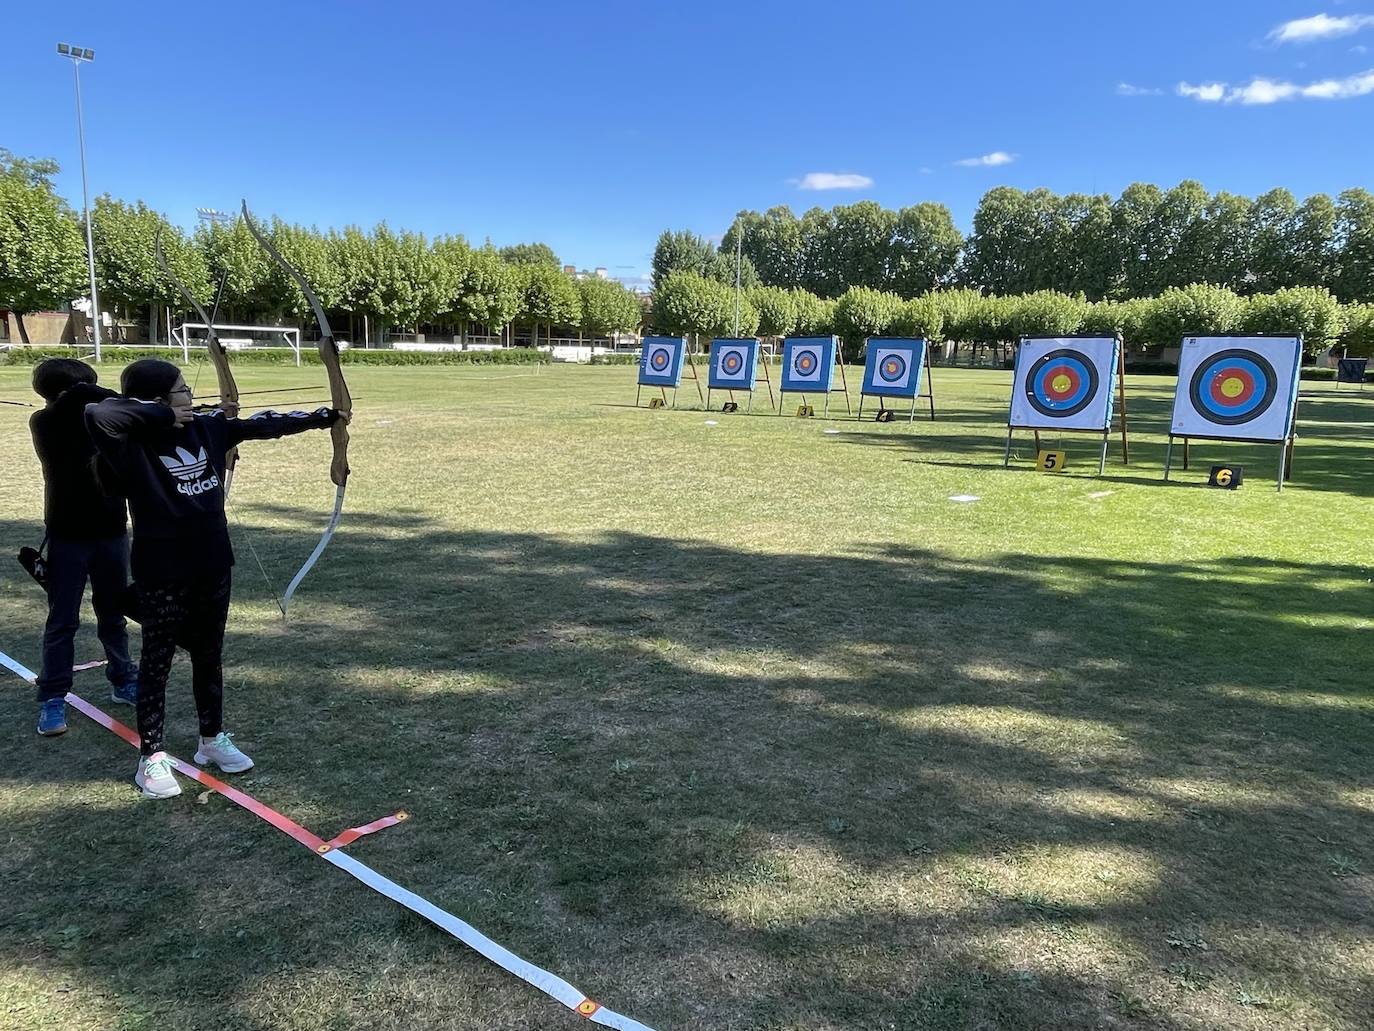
[0,150,641,345]
[660,183,1374,303]
[647,274,1373,359]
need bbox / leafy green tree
[0,157,87,342]
[930,288,984,343]
[889,203,963,295]
[194,218,270,323]
[790,289,832,335]
[520,264,581,344]
[748,285,797,339]
[1006,290,1087,339]
[577,276,641,339]
[961,187,1040,294]
[891,294,945,341]
[651,270,757,338]
[725,207,804,288]
[91,197,209,342]
[1060,193,1118,300]
[1340,303,1374,357]
[961,294,1015,344]
[1334,188,1374,302]
[1246,188,1299,293]
[833,286,903,355]
[798,206,838,297]
[1139,283,1244,351]
[1202,191,1253,292]
[435,242,522,340]
[1241,287,1346,357]
[1111,182,1165,298]
[1291,194,1337,290]
[257,219,342,323]
[1079,298,1147,343]
[499,242,559,267]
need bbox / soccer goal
[173,323,304,366]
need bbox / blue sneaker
[111,680,139,706]
[37,698,68,736]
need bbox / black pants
[136,575,232,756]
[36,534,138,702]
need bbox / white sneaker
[194,731,254,773]
[135,752,182,799]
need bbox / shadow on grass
[1,511,1371,1029]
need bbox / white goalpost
[173,323,303,366]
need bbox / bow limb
[240,201,352,614]
[155,232,241,491]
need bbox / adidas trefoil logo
[159,446,221,497]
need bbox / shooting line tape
[2,648,657,1030]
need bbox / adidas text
[176,473,221,497]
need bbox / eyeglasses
[166,387,193,401]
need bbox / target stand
[635,335,704,409]
[776,335,850,418]
[706,337,775,413]
[1003,335,1130,476]
[1163,335,1302,492]
[857,338,935,423]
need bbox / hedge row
[0,346,551,368]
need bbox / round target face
[721,350,744,375]
[1025,349,1099,418]
[793,349,818,376]
[1189,349,1277,426]
[879,354,908,383]
[648,346,671,372]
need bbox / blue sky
[5,1,1372,287]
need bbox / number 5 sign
[1037,449,1067,473]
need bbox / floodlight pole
[59,44,101,361]
[733,228,742,336]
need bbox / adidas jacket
[85,398,337,585]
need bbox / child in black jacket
[29,359,139,736]
[86,358,347,799]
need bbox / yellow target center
[1220,376,1245,398]
[1051,373,1072,394]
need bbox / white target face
[790,345,823,384]
[716,344,750,382]
[871,347,914,390]
[647,344,673,373]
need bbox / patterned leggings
[136,575,232,756]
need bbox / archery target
[780,336,836,392]
[708,338,760,390]
[1009,337,1118,431]
[638,336,686,388]
[861,338,926,398]
[1171,336,1300,442]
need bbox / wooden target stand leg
[758,355,776,412]
[685,348,705,407]
[835,346,852,416]
[922,348,936,422]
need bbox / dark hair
[32,358,97,402]
[120,358,182,401]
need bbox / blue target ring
[878,354,908,383]
[1189,349,1276,426]
[649,347,671,371]
[1026,349,1098,418]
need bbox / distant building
[563,264,610,281]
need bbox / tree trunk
[149,303,158,346]
[16,312,30,344]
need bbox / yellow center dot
[1221,376,1245,398]
[1051,373,1072,393]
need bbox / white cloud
[954,151,1016,167]
[1177,81,1226,101]
[918,166,934,174]
[1117,82,1163,96]
[1355,44,1370,54]
[1178,68,1374,103]
[794,172,873,191]
[1269,13,1374,44]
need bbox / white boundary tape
[2,647,659,1029]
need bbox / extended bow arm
[241,200,353,614]
[155,232,241,489]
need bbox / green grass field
[1,362,1371,1030]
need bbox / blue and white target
[1171,336,1300,442]
[1009,337,1118,431]
[780,336,836,392]
[638,336,686,387]
[861,339,925,398]
[708,338,760,391]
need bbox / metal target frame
[1002,334,1130,477]
[705,337,775,413]
[775,335,851,418]
[856,337,936,423]
[1163,334,1303,492]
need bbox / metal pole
[733,229,742,336]
[71,57,101,361]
